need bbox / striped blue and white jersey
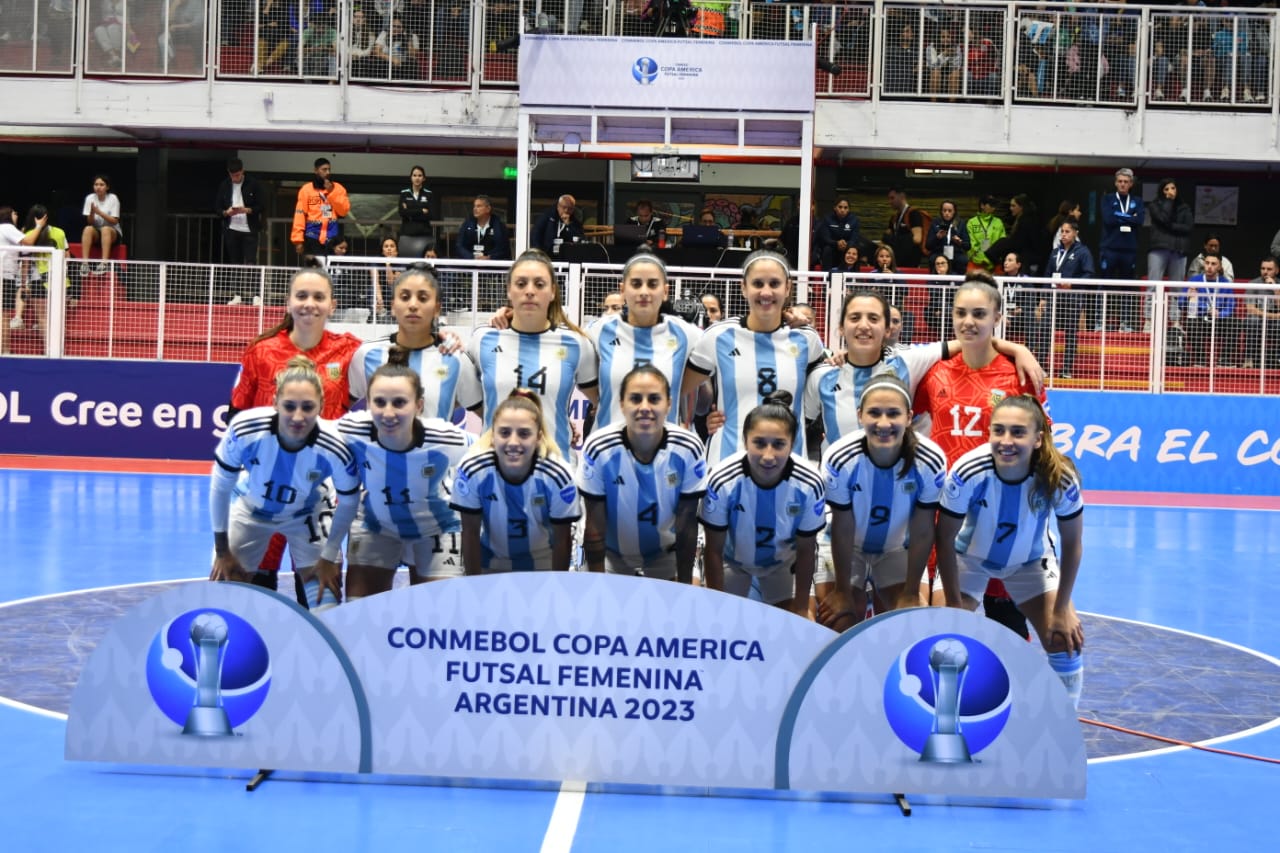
[450,451,582,571]
[804,343,945,447]
[940,445,1084,572]
[213,407,359,523]
[688,317,825,463]
[348,335,483,418]
[337,411,474,540]
[589,314,701,429]
[577,423,707,565]
[821,429,947,554]
[467,325,598,459]
[699,453,826,577]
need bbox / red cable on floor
[1082,717,1280,764]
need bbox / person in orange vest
[291,157,350,258]
[690,0,728,37]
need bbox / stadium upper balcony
[1,1,1276,163]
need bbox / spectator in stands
[159,0,206,68]
[255,0,295,74]
[1047,199,1083,252]
[886,304,906,347]
[1002,250,1048,364]
[80,174,122,273]
[923,253,958,342]
[398,165,435,259]
[883,186,926,268]
[627,199,668,250]
[987,193,1046,278]
[1181,252,1238,367]
[1187,234,1235,281]
[530,194,584,258]
[965,25,1001,97]
[1049,218,1095,379]
[966,194,1007,272]
[690,0,729,38]
[883,20,919,95]
[1145,178,1193,332]
[926,26,961,98]
[1242,256,1280,369]
[378,236,402,318]
[374,14,421,80]
[291,157,349,258]
[92,0,136,69]
[925,199,970,278]
[3,205,45,333]
[1097,167,1143,333]
[349,7,380,78]
[301,6,337,76]
[814,198,861,271]
[1268,226,1280,262]
[872,242,910,339]
[455,194,511,261]
[829,244,864,276]
[329,236,374,323]
[215,157,264,305]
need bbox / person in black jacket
[398,165,435,258]
[1047,218,1095,379]
[215,157,265,305]
[814,198,862,271]
[530,194,585,258]
[454,195,511,261]
[1145,178,1193,332]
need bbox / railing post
[157,263,168,360]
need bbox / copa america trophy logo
[632,56,659,85]
[145,608,272,736]
[882,633,1012,763]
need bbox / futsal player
[337,348,474,599]
[578,365,706,582]
[818,374,947,630]
[935,395,1085,709]
[700,391,826,616]
[450,390,581,573]
[210,356,359,610]
[683,250,826,463]
[466,249,598,458]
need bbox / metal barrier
[5,250,1279,398]
[2,1,1275,111]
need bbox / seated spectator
[1180,252,1238,367]
[926,26,960,98]
[1242,256,1280,369]
[627,199,668,250]
[255,0,296,74]
[455,195,511,261]
[374,15,421,81]
[302,7,337,77]
[158,0,206,68]
[530,194,585,257]
[328,236,374,323]
[829,245,864,276]
[814,198,861,271]
[349,7,380,78]
[883,21,920,95]
[1187,235,1235,281]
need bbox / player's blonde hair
[993,395,1079,505]
[273,355,324,404]
[472,389,560,461]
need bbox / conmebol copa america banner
[67,573,1085,800]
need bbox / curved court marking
[2,583,1279,767]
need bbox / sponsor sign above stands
[519,35,816,112]
[67,573,1085,801]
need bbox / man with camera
[291,157,350,258]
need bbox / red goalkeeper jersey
[912,353,1044,465]
[230,329,362,419]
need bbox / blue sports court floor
[1,463,1278,852]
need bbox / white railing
[4,250,1279,398]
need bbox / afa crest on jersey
[988,388,1007,409]
[555,347,568,360]
[307,469,322,482]
[420,464,436,478]
[902,481,917,494]
[786,502,803,517]
[665,472,679,487]
[325,362,342,380]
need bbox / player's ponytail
[994,395,1079,504]
[368,346,424,402]
[273,355,324,404]
[743,390,797,442]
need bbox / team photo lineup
[211,245,1084,710]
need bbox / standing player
[579,366,706,582]
[818,374,948,630]
[337,349,474,599]
[936,395,1085,709]
[451,390,581,573]
[467,249,598,458]
[700,391,826,617]
[914,273,1045,639]
[348,263,481,417]
[683,250,826,463]
[591,253,701,429]
[209,357,360,610]
[228,267,362,597]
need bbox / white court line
[539,780,586,853]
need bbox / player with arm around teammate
[700,391,826,617]
[817,374,947,632]
[935,395,1085,708]
[579,365,707,583]
[450,390,581,573]
[209,356,360,610]
[336,348,474,600]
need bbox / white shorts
[347,522,464,580]
[483,547,553,573]
[815,542,922,590]
[605,550,678,581]
[724,564,795,605]
[229,501,324,570]
[957,552,1060,605]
